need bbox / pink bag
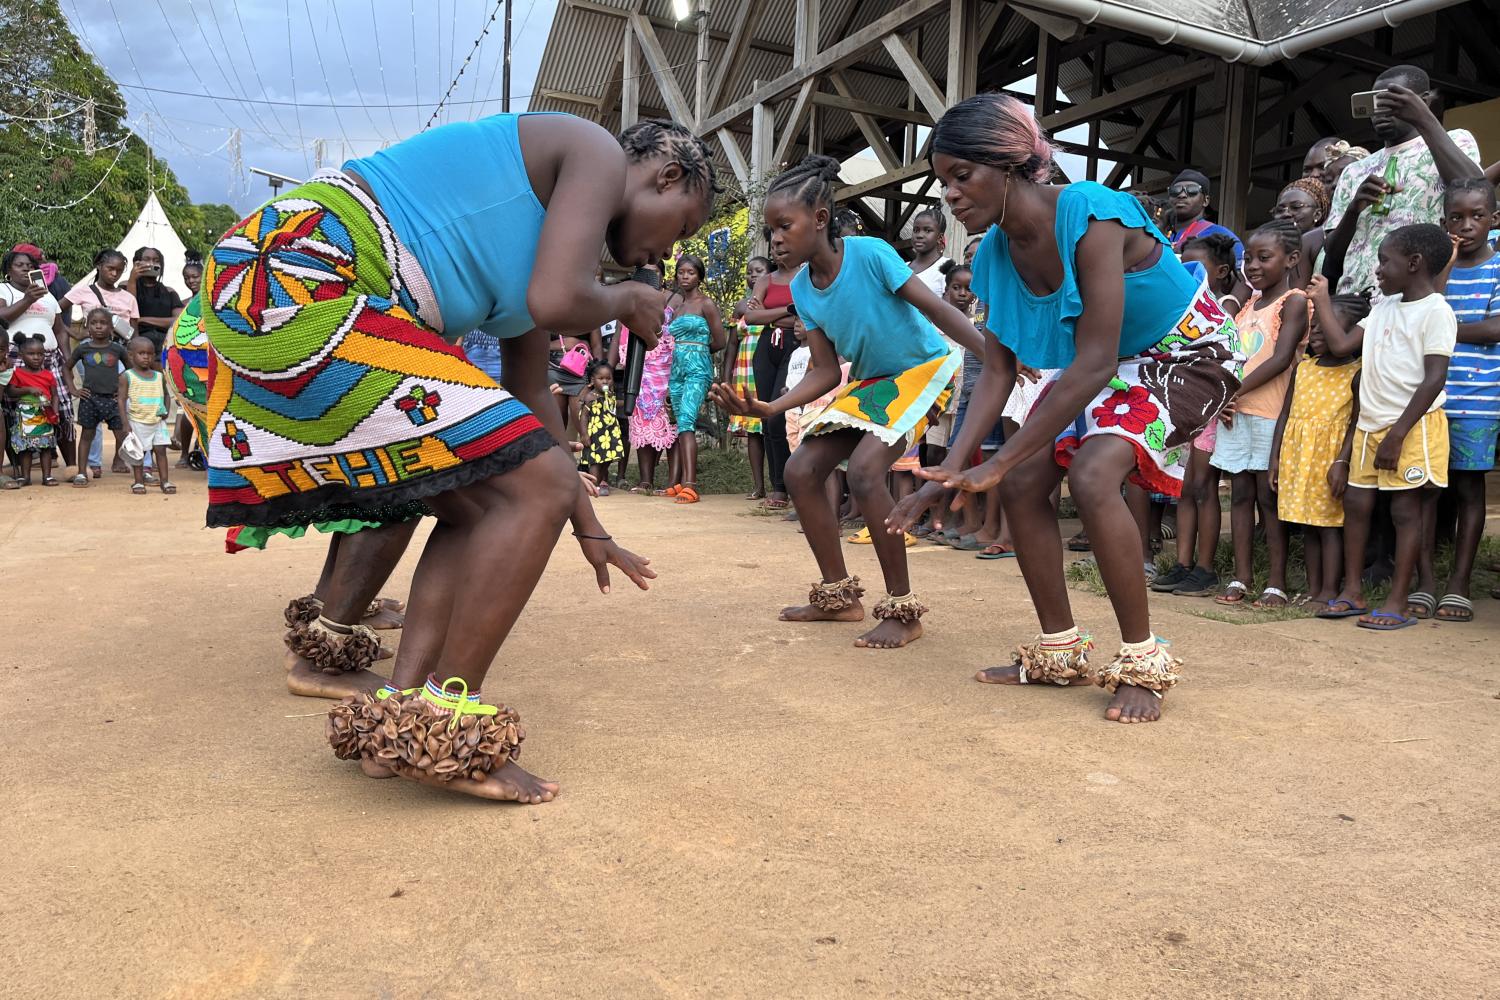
[558,344,591,377]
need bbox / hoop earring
[999,172,1013,227]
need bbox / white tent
[77,192,192,298]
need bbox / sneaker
[1172,566,1220,597]
[1150,563,1191,592]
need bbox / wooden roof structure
[531,0,1499,238]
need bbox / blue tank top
[670,314,710,348]
[344,113,561,340]
[971,182,1202,368]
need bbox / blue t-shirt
[345,113,557,340]
[789,236,950,380]
[1443,253,1500,419]
[972,182,1203,369]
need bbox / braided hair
[1329,292,1371,329]
[765,154,843,246]
[618,119,721,197]
[1249,217,1302,257]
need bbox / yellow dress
[1277,359,1360,527]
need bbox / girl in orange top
[1213,220,1310,608]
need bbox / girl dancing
[714,155,982,649]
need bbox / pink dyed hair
[932,93,1056,184]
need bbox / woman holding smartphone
[123,247,183,356]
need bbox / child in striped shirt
[1425,178,1500,621]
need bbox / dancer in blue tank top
[203,113,719,803]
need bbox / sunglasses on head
[1169,183,1204,197]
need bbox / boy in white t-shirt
[1310,224,1457,630]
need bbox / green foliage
[0,0,242,278]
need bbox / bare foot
[974,665,1092,685]
[361,757,559,804]
[1104,685,1164,723]
[361,606,405,630]
[779,601,865,622]
[854,618,922,649]
[287,659,388,699]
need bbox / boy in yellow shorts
[1310,223,1457,630]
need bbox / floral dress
[628,325,678,451]
[581,386,625,466]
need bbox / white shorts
[127,419,171,465]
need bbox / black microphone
[620,265,660,417]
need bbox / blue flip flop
[1356,609,1418,631]
[1315,599,1370,619]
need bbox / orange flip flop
[656,484,682,497]
[674,485,701,504]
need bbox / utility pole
[502,0,514,112]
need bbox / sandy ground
[4,473,1500,999]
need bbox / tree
[0,0,244,278]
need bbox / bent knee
[845,460,888,499]
[784,451,823,493]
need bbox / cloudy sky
[62,0,561,212]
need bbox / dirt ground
[4,473,1499,999]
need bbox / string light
[424,0,505,131]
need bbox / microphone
[621,265,661,417]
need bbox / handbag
[558,343,591,377]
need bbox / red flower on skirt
[1093,385,1159,435]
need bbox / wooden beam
[1253,62,1347,137]
[595,0,645,126]
[694,3,710,126]
[1103,93,1178,188]
[794,0,820,63]
[704,2,761,116]
[751,100,774,187]
[1034,27,1057,117]
[620,24,639,129]
[772,79,818,171]
[946,0,979,107]
[1039,59,1215,133]
[811,91,933,127]
[717,128,750,188]
[882,32,948,120]
[1316,40,1500,100]
[563,0,916,91]
[698,0,950,135]
[630,13,693,124]
[1219,61,1258,235]
[539,90,600,107]
[835,160,933,204]
[829,71,903,171]
[895,174,939,231]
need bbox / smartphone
[27,269,45,287]
[1350,90,1383,119]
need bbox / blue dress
[668,314,714,433]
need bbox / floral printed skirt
[1044,282,1242,497]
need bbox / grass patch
[600,442,757,496]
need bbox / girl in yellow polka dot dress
[580,361,625,494]
[1269,293,1370,605]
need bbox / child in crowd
[1414,178,1500,621]
[6,333,61,485]
[713,154,981,649]
[1311,224,1457,630]
[1271,293,1369,606]
[1154,233,1243,596]
[1214,220,1308,608]
[68,307,129,486]
[118,335,175,495]
[725,255,772,499]
[579,361,625,496]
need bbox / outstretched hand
[885,480,951,535]
[915,459,1005,494]
[578,536,656,594]
[710,382,775,419]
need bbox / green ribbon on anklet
[421,677,500,733]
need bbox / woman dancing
[715,156,983,649]
[202,113,716,801]
[661,254,727,504]
[890,94,1241,722]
